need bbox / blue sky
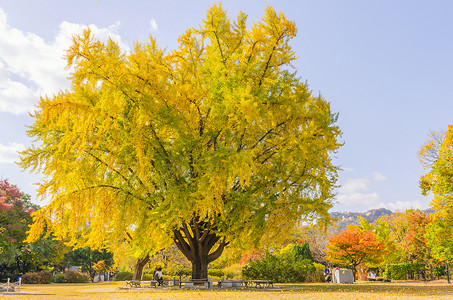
[0,0,451,212]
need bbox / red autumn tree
[377,209,432,264]
[325,224,387,279]
[0,179,39,275]
[0,180,36,247]
[404,210,432,264]
[0,179,24,203]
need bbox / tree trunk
[352,265,357,281]
[191,254,209,279]
[132,254,150,281]
[173,218,229,279]
[447,261,451,284]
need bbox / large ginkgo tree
[21,4,341,279]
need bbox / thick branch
[192,219,201,241]
[198,223,211,243]
[205,234,221,251]
[173,229,193,261]
[208,240,229,263]
[182,223,196,258]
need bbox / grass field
[1,281,452,299]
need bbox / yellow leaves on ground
[9,281,453,300]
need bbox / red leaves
[401,210,432,261]
[0,202,13,210]
[325,225,387,269]
[239,250,262,265]
[0,179,24,203]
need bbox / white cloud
[372,171,387,181]
[336,171,423,212]
[150,19,158,31]
[0,61,37,114]
[370,200,424,212]
[342,167,354,172]
[0,142,25,163]
[336,178,382,207]
[339,178,369,194]
[0,8,128,115]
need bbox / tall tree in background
[419,125,453,283]
[0,179,65,277]
[63,247,114,278]
[325,222,386,279]
[377,210,432,264]
[0,179,35,275]
[20,4,341,279]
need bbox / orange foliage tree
[325,224,387,279]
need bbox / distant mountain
[330,208,434,230]
[330,208,392,230]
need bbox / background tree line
[324,126,453,283]
[0,179,114,281]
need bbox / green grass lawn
[2,280,452,299]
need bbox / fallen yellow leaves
[4,281,453,300]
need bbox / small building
[332,269,354,284]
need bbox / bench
[250,280,274,288]
[183,278,213,288]
[0,278,20,292]
[125,280,142,288]
[218,279,243,287]
[125,280,160,288]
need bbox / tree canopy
[20,4,341,278]
[419,125,453,281]
[419,125,453,208]
[376,210,432,265]
[325,220,386,278]
[0,179,66,278]
[0,179,35,272]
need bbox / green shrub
[162,275,174,281]
[142,273,153,280]
[385,263,426,280]
[21,271,53,284]
[208,269,224,278]
[167,268,192,277]
[242,252,316,283]
[64,270,91,283]
[115,271,133,281]
[0,274,17,282]
[54,273,65,283]
[143,269,154,275]
[180,268,192,277]
[223,269,239,279]
[292,242,314,261]
[305,263,325,283]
